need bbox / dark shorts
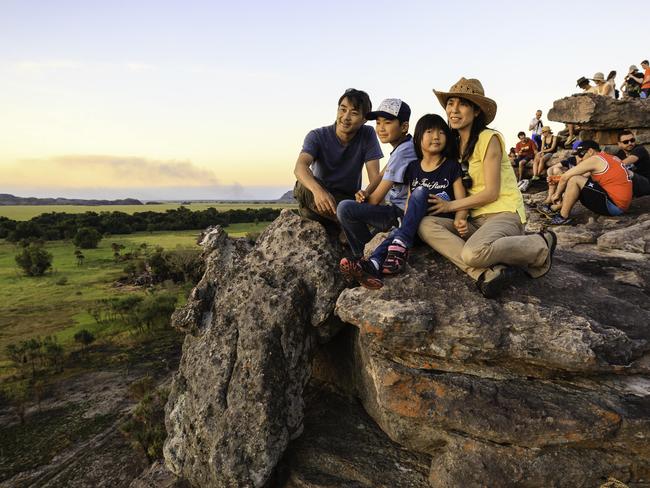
[579,178,624,216]
[632,172,650,197]
[293,180,354,222]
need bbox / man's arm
[552,156,602,200]
[362,159,381,195]
[619,154,640,166]
[293,151,336,216]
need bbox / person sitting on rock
[293,89,382,224]
[621,65,643,99]
[536,140,582,218]
[418,77,556,299]
[616,130,650,197]
[514,131,537,181]
[641,60,650,99]
[336,99,417,259]
[565,77,594,147]
[592,72,615,97]
[339,114,467,289]
[530,126,558,181]
[548,140,633,225]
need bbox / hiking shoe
[549,214,573,226]
[357,259,384,290]
[527,230,557,278]
[382,243,408,275]
[530,175,540,181]
[476,266,520,299]
[536,203,557,218]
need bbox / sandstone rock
[170,226,253,334]
[597,219,650,254]
[334,232,650,486]
[548,94,650,129]
[279,385,432,488]
[164,210,345,487]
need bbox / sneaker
[357,259,384,290]
[518,179,530,192]
[549,214,573,226]
[527,229,557,278]
[530,175,540,181]
[339,257,363,282]
[382,242,408,275]
[476,266,520,299]
[536,203,557,218]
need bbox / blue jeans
[337,200,403,258]
[369,186,431,265]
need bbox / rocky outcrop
[164,207,650,487]
[163,211,345,487]
[548,93,650,147]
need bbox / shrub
[15,243,53,276]
[73,329,95,351]
[73,227,102,249]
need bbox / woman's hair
[413,114,458,161]
[449,98,488,163]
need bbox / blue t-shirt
[382,136,417,211]
[404,158,463,219]
[301,124,383,197]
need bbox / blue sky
[0,0,646,199]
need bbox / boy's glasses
[621,138,635,144]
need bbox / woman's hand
[355,190,367,203]
[454,218,469,237]
[427,195,453,214]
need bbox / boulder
[548,94,650,129]
[163,211,346,487]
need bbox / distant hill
[277,190,296,202]
[0,193,143,206]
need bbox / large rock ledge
[162,209,650,487]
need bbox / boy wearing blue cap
[336,98,417,258]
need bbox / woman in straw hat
[418,77,556,298]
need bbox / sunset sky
[0,0,646,200]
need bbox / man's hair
[338,89,372,117]
[642,60,649,65]
[517,131,526,138]
[536,109,542,113]
[619,129,634,141]
[413,114,457,161]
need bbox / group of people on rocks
[292,80,556,298]
[573,60,650,100]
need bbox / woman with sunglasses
[418,77,556,298]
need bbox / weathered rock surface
[548,93,650,129]
[163,211,346,487]
[165,203,650,487]
[331,197,650,487]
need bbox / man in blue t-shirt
[293,89,383,222]
[337,98,417,258]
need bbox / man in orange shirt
[514,131,537,181]
[549,140,632,225]
[641,60,650,99]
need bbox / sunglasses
[621,138,635,144]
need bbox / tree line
[0,206,282,242]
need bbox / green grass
[0,202,296,221]
[0,224,271,371]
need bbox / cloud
[4,154,219,188]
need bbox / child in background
[339,114,468,289]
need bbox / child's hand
[454,218,469,237]
[427,195,452,214]
[355,190,367,203]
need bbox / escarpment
[154,203,650,488]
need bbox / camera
[460,161,473,189]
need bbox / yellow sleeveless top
[467,129,526,223]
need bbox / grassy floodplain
[0,221,271,375]
[0,202,296,221]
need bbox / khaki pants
[418,212,548,281]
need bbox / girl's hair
[413,114,458,161]
[449,98,488,163]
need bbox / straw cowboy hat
[433,77,497,124]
